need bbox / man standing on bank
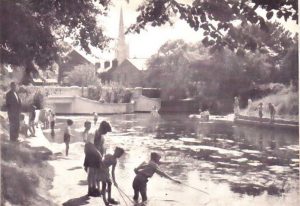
[6,82,22,142]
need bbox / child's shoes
[108,198,119,205]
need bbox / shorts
[98,167,111,182]
[64,133,70,143]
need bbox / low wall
[160,99,199,113]
[133,95,161,112]
[26,86,86,97]
[46,96,134,114]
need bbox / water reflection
[44,113,299,205]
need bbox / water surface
[44,114,299,206]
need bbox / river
[43,113,299,206]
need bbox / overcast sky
[87,0,298,61]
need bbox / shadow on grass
[62,195,90,206]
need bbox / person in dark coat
[5,82,22,142]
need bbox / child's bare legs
[102,181,118,205]
[65,142,69,156]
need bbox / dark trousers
[133,175,148,202]
[8,114,20,141]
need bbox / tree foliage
[67,64,100,87]
[143,20,297,112]
[0,0,111,74]
[129,0,298,54]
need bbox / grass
[1,114,56,206]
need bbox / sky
[85,0,299,61]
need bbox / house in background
[57,50,94,84]
[97,8,148,87]
[102,58,148,87]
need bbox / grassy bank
[0,115,56,206]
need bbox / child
[82,121,92,143]
[63,119,73,156]
[92,121,112,195]
[84,142,103,197]
[19,114,34,137]
[94,121,112,155]
[94,112,98,125]
[257,103,263,121]
[49,110,56,138]
[100,147,125,206]
[29,105,36,136]
[132,152,181,205]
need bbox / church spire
[116,7,129,64]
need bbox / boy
[84,142,103,197]
[132,152,181,205]
[63,119,73,156]
[82,121,92,143]
[100,147,125,206]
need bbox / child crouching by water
[132,152,181,205]
[100,147,125,206]
[63,119,73,156]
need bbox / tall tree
[0,0,110,80]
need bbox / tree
[129,0,298,54]
[67,64,100,88]
[0,0,110,78]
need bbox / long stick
[181,183,209,195]
[117,187,135,204]
[117,187,129,206]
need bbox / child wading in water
[93,112,98,125]
[100,147,125,206]
[133,152,181,205]
[63,119,73,156]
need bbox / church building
[97,8,148,87]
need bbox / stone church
[97,8,148,87]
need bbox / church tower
[115,8,129,64]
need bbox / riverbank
[0,114,55,206]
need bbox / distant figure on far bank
[93,112,98,125]
[257,103,263,122]
[199,109,210,121]
[233,96,240,118]
[151,105,159,117]
[6,82,22,142]
[247,98,253,116]
[268,103,276,123]
[63,119,74,156]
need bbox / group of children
[62,117,181,206]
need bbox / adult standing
[6,82,22,142]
